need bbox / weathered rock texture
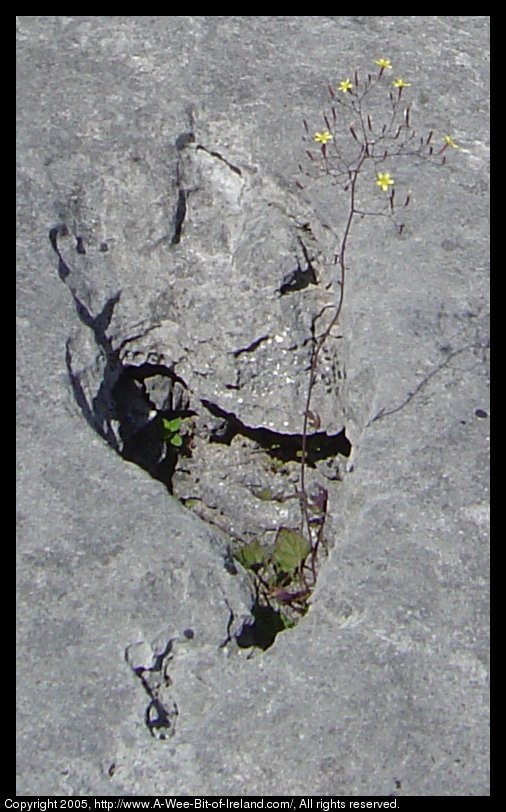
[17,16,489,796]
[48,128,349,547]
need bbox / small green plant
[160,416,184,448]
[234,58,457,645]
[233,483,328,628]
[233,527,313,629]
[295,57,458,560]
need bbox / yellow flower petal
[313,131,333,144]
[392,78,411,88]
[443,135,459,149]
[338,79,353,93]
[375,58,392,70]
[375,172,394,192]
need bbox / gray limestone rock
[17,15,489,797]
[48,116,350,554]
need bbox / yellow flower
[442,135,459,149]
[313,131,333,144]
[392,78,411,88]
[338,78,353,93]
[375,172,394,192]
[375,58,392,70]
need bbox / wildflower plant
[160,416,184,448]
[292,61,458,583]
[232,60,458,643]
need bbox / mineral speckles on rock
[122,139,345,436]
[48,128,353,578]
[53,131,347,441]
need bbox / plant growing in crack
[160,416,184,449]
[234,58,458,637]
[235,524,318,632]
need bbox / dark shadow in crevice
[278,239,319,295]
[124,362,188,390]
[195,144,242,176]
[201,399,351,465]
[236,602,288,651]
[232,335,269,358]
[50,226,193,488]
[278,261,317,295]
[112,364,195,493]
[125,639,178,739]
[171,189,187,245]
[65,339,120,451]
[51,225,125,449]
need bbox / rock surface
[17,16,489,796]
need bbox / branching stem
[299,151,366,546]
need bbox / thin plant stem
[299,150,367,546]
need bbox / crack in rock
[125,640,179,740]
[171,189,187,246]
[49,128,352,657]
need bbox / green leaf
[170,433,183,447]
[162,417,181,434]
[273,528,311,573]
[233,540,267,571]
